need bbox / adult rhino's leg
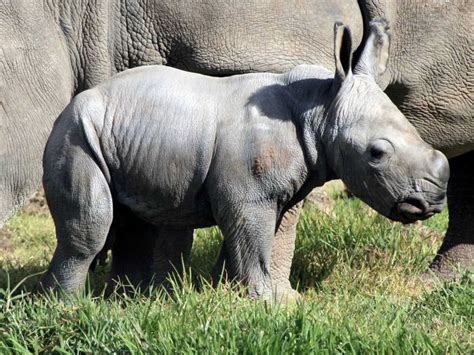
[0,2,73,227]
[427,151,474,279]
[211,243,229,285]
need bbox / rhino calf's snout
[395,149,449,223]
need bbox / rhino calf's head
[324,20,449,223]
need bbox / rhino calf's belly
[105,149,216,228]
[113,186,215,229]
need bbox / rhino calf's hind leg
[427,151,474,279]
[41,147,113,292]
[107,209,157,293]
[108,209,194,293]
[152,229,194,288]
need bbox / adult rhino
[1,1,472,289]
[40,21,449,298]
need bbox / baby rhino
[41,20,449,298]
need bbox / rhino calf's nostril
[404,197,428,213]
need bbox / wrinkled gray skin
[40,21,449,298]
[1,1,472,292]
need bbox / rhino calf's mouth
[395,194,445,223]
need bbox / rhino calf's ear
[334,22,353,85]
[354,18,391,80]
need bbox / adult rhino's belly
[162,1,363,75]
[439,143,474,159]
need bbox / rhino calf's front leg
[213,202,302,301]
[216,204,277,298]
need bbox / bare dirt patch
[0,228,13,253]
[304,180,346,215]
[305,188,335,215]
[22,187,49,215]
[0,187,49,254]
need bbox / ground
[0,183,472,353]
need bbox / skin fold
[1,1,471,293]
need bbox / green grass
[0,192,472,353]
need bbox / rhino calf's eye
[370,146,386,160]
[369,139,394,162]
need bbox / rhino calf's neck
[40,20,449,298]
